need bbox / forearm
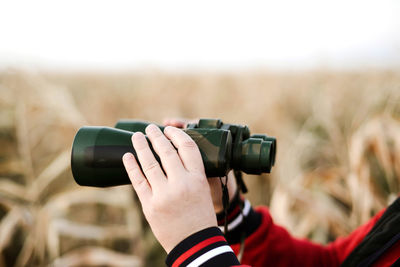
[166,191,256,267]
[166,192,259,267]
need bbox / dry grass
[0,69,399,266]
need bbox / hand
[122,124,217,253]
[163,118,238,213]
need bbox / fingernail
[132,132,144,140]
[164,126,174,133]
[146,124,159,133]
[123,152,133,160]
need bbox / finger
[131,132,167,189]
[163,126,205,174]
[145,124,186,177]
[122,152,152,204]
[163,118,199,128]
[162,118,187,128]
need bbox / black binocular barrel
[71,119,277,187]
[71,127,232,187]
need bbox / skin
[123,120,238,253]
[123,124,217,253]
[163,118,238,213]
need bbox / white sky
[0,0,399,71]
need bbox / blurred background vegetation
[0,69,399,266]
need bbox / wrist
[166,227,239,267]
[160,208,217,253]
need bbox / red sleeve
[229,206,386,267]
[166,196,387,267]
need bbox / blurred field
[0,69,399,266]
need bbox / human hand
[122,124,217,253]
[163,118,238,213]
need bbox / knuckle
[126,166,139,176]
[181,140,197,149]
[143,161,160,174]
[161,147,177,157]
[133,176,147,189]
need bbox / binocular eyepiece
[71,119,277,187]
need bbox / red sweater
[166,199,400,266]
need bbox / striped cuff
[218,199,251,233]
[216,193,262,244]
[166,227,240,267]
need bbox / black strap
[341,197,400,267]
[359,232,400,266]
[391,256,400,267]
[219,176,230,235]
[234,170,248,194]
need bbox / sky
[0,0,399,71]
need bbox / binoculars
[71,119,277,187]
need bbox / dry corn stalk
[0,70,399,265]
[0,72,143,266]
